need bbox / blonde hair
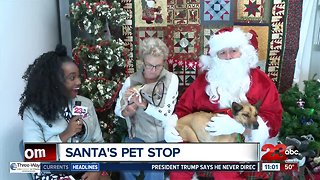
[139,38,169,61]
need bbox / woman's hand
[121,103,138,117]
[123,88,139,101]
[130,94,148,110]
[81,172,111,180]
[66,116,83,136]
[59,116,83,142]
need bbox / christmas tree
[280,78,320,148]
[69,0,129,142]
[280,76,320,176]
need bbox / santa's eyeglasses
[217,47,241,60]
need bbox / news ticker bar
[24,143,259,162]
[10,162,299,174]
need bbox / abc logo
[10,163,17,170]
[285,148,299,156]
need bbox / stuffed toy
[284,135,317,167]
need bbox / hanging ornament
[300,117,314,125]
[300,117,306,124]
[307,108,315,116]
[296,98,305,109]
[306,118,314,125]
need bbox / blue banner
[99,162,259,171]
[71,163,100,171]
[39,162,259,172]
[41,163,70,172]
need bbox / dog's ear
[231,102,243,115]
[254,100,262,111]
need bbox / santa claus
[164,27,282,179]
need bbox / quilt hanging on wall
[121,0,291,89]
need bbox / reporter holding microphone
[19,44,109,180]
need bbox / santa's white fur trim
[209,28,249,56]
[240,45,259,68]
[199,55,213,71]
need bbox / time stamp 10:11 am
[261,163,298,171]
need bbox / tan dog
[175,101,261,142]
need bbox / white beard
[205,56,252,108]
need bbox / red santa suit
[175,68,282,137]
[169,28,282,180]
[170,69,282,180]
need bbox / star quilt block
[201,0,234,25]
[235,0,266,23]
[166,25,201,60]
[167,59,200,87]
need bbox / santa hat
[200,27,259,71]
[208,27,259,56]
[248,29,259,51]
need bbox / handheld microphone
[72,101,88,117]
[71,101,88,143]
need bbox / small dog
[121,80,166,139]
[175,101,261,142]
[120,85,144,139]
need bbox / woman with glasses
[115,37,179,180]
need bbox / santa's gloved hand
[164,126,183,142]
[205,114,245,136]
[163,114,183,143]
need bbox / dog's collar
[214,108,233,118]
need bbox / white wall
[0,0,59,179]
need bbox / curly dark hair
[19,44,75,123]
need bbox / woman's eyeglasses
[144,63,163,70]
